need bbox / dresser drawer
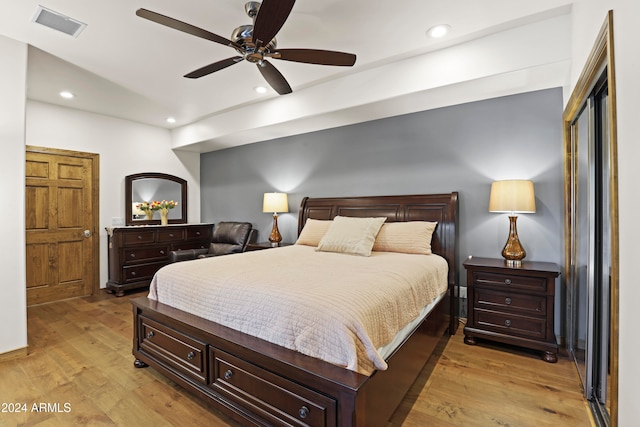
[472,271,548,293]
[186,225,212,241]
[123,230,156,245]
[123,262,168,282]
[139,316,207,384]
[210,350,336,427]
[124,246,170,264]
[157,228,185,242]
[475,289,546,316]
[474,309,547,341]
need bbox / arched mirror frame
[125,172,188,226]
[563,11,618,426]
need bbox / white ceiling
[0,0,574,152]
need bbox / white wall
[569,1,640,423]
[0,35,27,354]
[25,101,201,290]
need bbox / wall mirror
[125,172,187,226]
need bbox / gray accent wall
[200,88,564,330]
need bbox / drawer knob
[505,319,512,327]
[224,370,233,380]
[196,231,201,236]
[505,297,512,305]
[137,235,143,240]
[131,272,137,277]
[169,233,174,238]
[504,278,512,285]
[130,253,136,258]
[146,331,154,339]
[160,250,165,255]
[299,406,310,419]
[186,351,195,360]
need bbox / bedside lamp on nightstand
[489,180,536,267]
[263,192,289,247]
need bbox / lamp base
[268,213,282,246]
[501,215,526,267]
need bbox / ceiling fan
[136,1,357,95]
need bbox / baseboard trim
[0,346,28,361]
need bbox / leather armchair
[169,222,254,263]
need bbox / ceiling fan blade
[252,0,295,48]
[272,49,356,66]
[257,61,292,95]
[136,8,239,48]
[184,57,244,79]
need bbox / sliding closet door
[563,12,618,426]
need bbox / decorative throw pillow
[316,216,386,256]
[372,221,438,255]
[295,219,332,246]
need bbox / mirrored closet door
[563,12,618,427]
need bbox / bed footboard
[132,295,449,427]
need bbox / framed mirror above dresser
[125,172,187,226]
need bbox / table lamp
[489,180,536,267]
[263,192,289,246]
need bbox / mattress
[149,244,448,375]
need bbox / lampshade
[489,180,536,213]
[263,192,289,213]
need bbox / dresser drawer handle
[504,278,512,285]
[224,369,233,380]
[131,271,137,277]
[137,235,143,240]
[505,297,512,305]
[505,319,512,327]
[146,331,154,339]
[196,231,201,236]
[130,253,136,258]
[169,233,175,238]
[299,406,310,419]
[186,351,195,360]
[159,250,165,255]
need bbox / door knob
[84,230,91,238]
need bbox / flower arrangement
[136,200,178,221]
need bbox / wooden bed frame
[131,192,459,426]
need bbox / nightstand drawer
[473,271,547,293]
[475,309,547,340]
[475,289,546,316]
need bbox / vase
[160,208,169,225]
[145,211,154,220]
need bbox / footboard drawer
[209,349,337,427]
[139,316,207,384]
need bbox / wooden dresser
[463,257,560,362]
[106,224,213,296]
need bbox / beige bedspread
[148,245,448,375]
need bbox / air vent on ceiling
[32,6,87,38]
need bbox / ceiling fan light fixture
[59,90,75,99]
[166,117,176,124]
[254,86,268,94]
[427,24,451,39]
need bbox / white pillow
[372,221,438,255]
[316,216,386,256]
[295,219,332,246]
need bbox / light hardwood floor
[0,291,593,426]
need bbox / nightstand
[463,257,560,363]
[245,242,293,251]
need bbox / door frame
[26,145,101,296]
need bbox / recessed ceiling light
[166,117,176,124]
[59,91,75,99]
[427,24,451,39]
[254,86,268,94]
